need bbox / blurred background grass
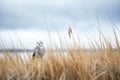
[0,27,120,80]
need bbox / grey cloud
[0,0,120,31]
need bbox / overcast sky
[0,0,120,49]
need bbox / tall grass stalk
[0,28,120,80]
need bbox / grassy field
[0,28,120,80]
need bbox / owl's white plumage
[33,41,45,58]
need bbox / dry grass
[0,28,120,80]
